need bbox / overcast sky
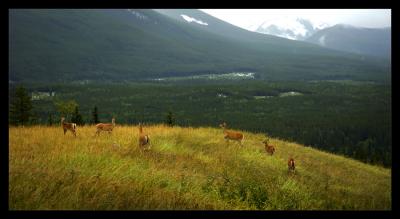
[199,9,391,30]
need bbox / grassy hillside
[9,125,391,210]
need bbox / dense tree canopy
[9,85,33,126]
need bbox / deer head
[219,122,227,128]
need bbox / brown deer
[138,123,150,150]
[288,158,296,172]
[263,138,275,155]
[95,117,115,136]
[61,117,77,137]
[219,122,244,146]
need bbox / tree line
[9,85,176,127]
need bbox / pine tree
[54,99,78,120]
[71,106,84,126]
[166,111,175,127]
[47,113,53,126]
[92,106,99,124]
[9,85,33,126]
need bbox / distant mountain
[154,9,292,43]
[251,17,330,41]
[305,24,391,59]
[9,9,390,83]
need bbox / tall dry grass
[9,125,391,210]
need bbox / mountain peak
[253,17,330,41]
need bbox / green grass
[9,125,391,210]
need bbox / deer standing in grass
[95,117,115,136]
[219,122,244,146]
[61,117,77,137]
[288,158,296,172]
[263,138,275,155]
[138,123,150,150]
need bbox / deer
[95,117,115,136]
[263,138,275,155]
[61,117,77,137]
[219,122,244,146]
[288,158,296,172]
[138,123,150,150]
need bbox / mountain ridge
[9,9,390,83]
[252,17,329,40]
[305,24,391,59]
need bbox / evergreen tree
[166,111,175,127]
[92,106,99,124]
[54,99,78,120]
[71,106,84,126]
[47,113,53,126]
[9,85,33,126]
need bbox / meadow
[9,125,391,210]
